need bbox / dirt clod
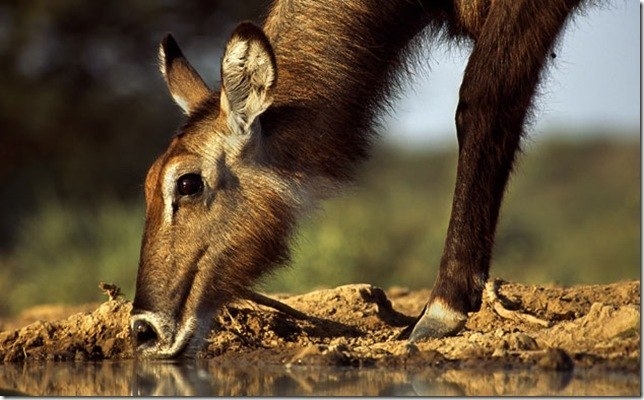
[98,282,123,301]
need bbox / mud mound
[0,299,133,362]
[0,280,639,372]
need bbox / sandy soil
[0,279,639,374]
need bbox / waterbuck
[131,0,585,358]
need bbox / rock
[537,348,574,371]
[508,333,539,351]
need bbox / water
[0,360,639,396]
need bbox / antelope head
[130,23,296,358]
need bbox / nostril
[133,319,158,347]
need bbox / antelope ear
[159,34,211,115]
[220,22,277,136]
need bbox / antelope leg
[244,291,310,320]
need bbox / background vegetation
[0,2,639,316]
[265,136,640,293]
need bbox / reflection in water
[0,360,639,396]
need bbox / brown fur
[132,0,586,358]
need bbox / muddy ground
[0,279,640,393]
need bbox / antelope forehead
[145,157,166,202]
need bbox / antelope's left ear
[159,34,211,115]
[220,22,277,136]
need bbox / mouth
[130,311,206,359]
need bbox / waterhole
[0,361,639,396]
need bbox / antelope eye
[176,173,203,196]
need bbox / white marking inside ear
[247,40,276,88]
[158,44,167,77]
[171,94,190,115]
[225,39,250,69]
[221,36,275,136]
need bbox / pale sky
[381,0,640,148]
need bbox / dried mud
[0,279,640,394]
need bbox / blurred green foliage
[0,137,639,315]
[262,136,640,293]
[0,198,144,315]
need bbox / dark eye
[176,173,203,196]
